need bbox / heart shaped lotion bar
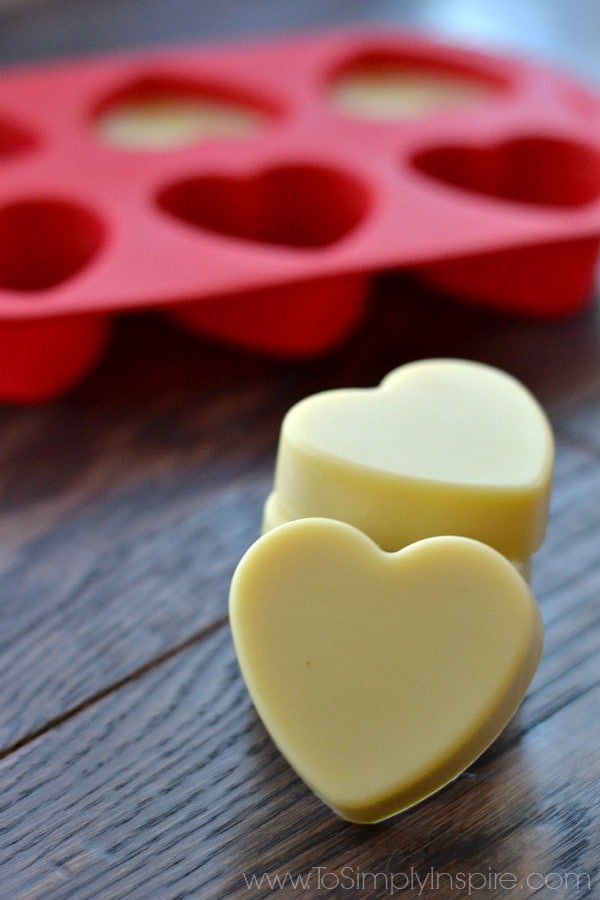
[230,519,543,823]
[263,359,554,562]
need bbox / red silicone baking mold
[0,28,599,401]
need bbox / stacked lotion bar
[230,359,553,823]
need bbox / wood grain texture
[1,427,599,899]
[1,288,599,752]
[0,599,598,899]
[0,0,599,896]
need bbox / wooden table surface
[1,2,599,898]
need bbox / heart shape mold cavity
[0,198,105,292]
[411,135,600,316]
[230,519,543,823]
[159,164,372,356]
[413,136,600,209]
[157,164,370,249]
[263,359,554,564]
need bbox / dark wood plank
[0,319,282,750]
[1,561,598,899]
[1,286,600,752]
[1,401,599,898]
[554,387,600,452]
[532,439,600,596]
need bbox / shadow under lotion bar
[263,359,554,569]
[229,520,543,823]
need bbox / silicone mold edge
[166,273,372,358]
[0,313,112,403]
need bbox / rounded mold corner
[91,72,282,152]
[0,197,106,293]
[324,46,509,122]
[155,161,372,250]
[0,112,39,161]
[413,236,600,318]
[0,312,112,403]
[411,134,600,210]
[166,273,371,358]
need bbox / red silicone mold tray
[0,28,599,401]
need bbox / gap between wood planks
[1,423,596,763]
[2,588,598,768]
[0,614,229,761]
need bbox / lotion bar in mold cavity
[329,63,495,119]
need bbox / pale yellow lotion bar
[230,519,543,823]
[96,96,263,149]
[330,67,492,120]
[263,359,554,564]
